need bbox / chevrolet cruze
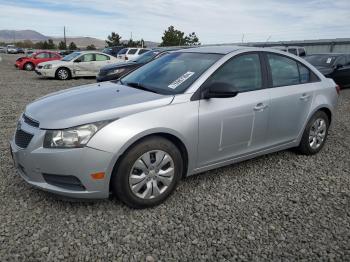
[10,46,339,208]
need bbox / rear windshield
[118,48,128,55]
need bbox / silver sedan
[10,46,338,208]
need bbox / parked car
[117,47,150,61]
[97,48,181,82]
[10,46,338,208]
[59,50,74,56]
[102,46,124,57]
[35,51,118,80]
[0,46,6,53]
[272,46,306,57]
[7,45,17,54]
[25,49,35,56]
[305,53,350,88]
[15,51,62,71]
[16,47,25,54]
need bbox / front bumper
[9,118,115,199]
[35,67,56,78]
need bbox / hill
[0,29,159,48]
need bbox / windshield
[305,55,338,67]
[102,48,112,54]
[121,52,222,95]
[132,50,159,63]
[62,52,81,61]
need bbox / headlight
[108,68,125,75]
[43,120,112,148]
[43,64,52,69]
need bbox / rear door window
[138,49,149,55]
[267,53,299,87]
[298,63,311,84]
[96,54,110,61]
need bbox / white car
[35,51,118,80]
[117,48,150,61]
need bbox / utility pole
[241,34,245,43]
[64,26,67,49]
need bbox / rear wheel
[296,111,329,155]
[55,68,71,80]
[24,62,34,71]
[111,136,183,209]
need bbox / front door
[197,53,270,168]
[74,53,96,76]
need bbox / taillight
[335,85,340,95]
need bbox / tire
[55,68,71,80]
[296,111,329,155]
[23,62,34,71]
[111,136,183,209]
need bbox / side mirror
[202,82,239,99]
[335,64,343,69]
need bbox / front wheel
[24,62,34,71]
[296,111,329,155]
[111,136,183,209]
[55,68,71,80]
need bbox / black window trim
[191,51,268,101]
[262,51,321,89]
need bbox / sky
[0,0,349,44]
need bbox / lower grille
[15,129,34,148]
[43,174,86,191]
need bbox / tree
[58,41,67,50]
[86,44,96,50]
[160,26,186,46]
[69,42,77,50]
[105,32,122,47]
[47,39,56,49]
[185,32,201,46]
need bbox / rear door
[94,54,112,73]
[264,52,317,146]
[197,52,271,167]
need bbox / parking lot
[0,53,349,261]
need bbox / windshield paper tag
[326,58,332,64]
[168,72,195,89]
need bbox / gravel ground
[0,54,349,261]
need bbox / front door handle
[254,103,268,111]
[300,93,311,101]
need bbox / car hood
[313,66,334,76]
[100,61,138,72]
[25,81,174,129]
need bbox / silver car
[10,46,339,208]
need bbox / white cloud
[0,0,349,43]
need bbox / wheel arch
[109,131,190,192]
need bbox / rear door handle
[254,103,268,111]
[300,93,311,101]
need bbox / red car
[15,51,62,71]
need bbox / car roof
[306,53,347,56]
[175,45,252,54]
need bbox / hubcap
[309,118,327,149]
[58,69,68,79]
[129,150,175,199]
[25,64,33,70]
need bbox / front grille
[15,129,34,148]
[43,174,86,191]
[23,114,39,128]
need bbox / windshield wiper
[124,82,158,94]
